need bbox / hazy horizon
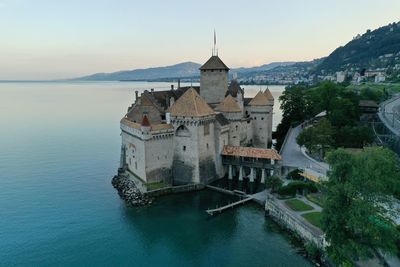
[1,0,400,80]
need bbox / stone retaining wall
[145,184,205,197]
[265,195,326,249]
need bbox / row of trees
[275,81,376,151]
[297,118,374,158]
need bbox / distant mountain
[75,62,201,81]
[316,21,400,74]
[70,21,400,82]
[233,62,296,73]
[73,61,297,81]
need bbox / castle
[119,50,278,191]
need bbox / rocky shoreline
[111,174,153,207]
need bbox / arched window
[176,125,191,137]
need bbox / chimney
[178,79,181,89]
[171,84,174,90]
[166,112,171,124]
[135,90,138,99]
[151,88,154,93]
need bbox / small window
[261,117,264,120]
[254,117,257,120]
[183,146,186,151]
[204,123,210,135]
[135,162,137,169]
[206,143,209,149]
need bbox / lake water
[0,81,311,266]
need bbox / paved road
[280,125,329,177]
[378,94,400,136]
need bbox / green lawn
[302,212,323,229]
[285,199,314,212]
[306,194,324,208]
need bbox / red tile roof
[221,146,282,160]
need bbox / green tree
[334,125,375,148]
[360,88,384,102]
[322,147,400,264]
[329,98,359,127]
[266,175,283,193]
[297,118,334,158]
[317,82,340,114]
[275,85,312,150]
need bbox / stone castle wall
[171,116,217,185]
[248,105,270,148]
[144,134,174,184]
[214,124,229,178]
[121,131,147,181]
[172,121,200,184]
[200,70,228,104]
[197,121,217,184]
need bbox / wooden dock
[206,197,253,216]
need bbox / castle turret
[200,55,229,105]
[215,95,242,146]
[248,91,273,148]
[226,79,244,114]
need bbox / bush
[287,169,303,180]
[265,176,283,193]
[305,242,320,259]
[277,181,318,196]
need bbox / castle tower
[200,56,229,105]
[248,91,273,148]
[168,88,217,184]
[215,95,242,146]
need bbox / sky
[1,0,400,80]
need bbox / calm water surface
[0,81,311,266]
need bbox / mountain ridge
[316,21,400,74]
[73,61,296,81]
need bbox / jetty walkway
[206,196,253,216]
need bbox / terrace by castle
[119,49,280,191]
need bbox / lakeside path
[280,125,329,177]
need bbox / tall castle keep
[119,51,277,191]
